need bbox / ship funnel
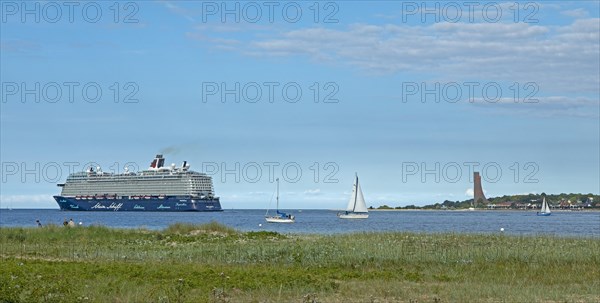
[182,161,187,168]
[150,154,165,169]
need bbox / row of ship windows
[63,188,213,193]
[68,175,212,180]
[66,180,212,184]
[70,171,207,175]
[65,182,211,186]
[64,186,213,191]
[62,190,213,196]
[66,180,213,184]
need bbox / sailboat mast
[276,178,279,211]
[353,174,358,212]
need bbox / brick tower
[473,172,489,206]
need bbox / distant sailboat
[537,197,551,216]
[338,174,369,219]
[265,178,295,223]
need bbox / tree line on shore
[371,193,599,210]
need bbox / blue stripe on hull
[53,196,222,211]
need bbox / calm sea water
[1,209,599,238]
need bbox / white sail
[345,175,368,213]
[354,181,368,213]
[540,198,546,213]
[541,197,551,214]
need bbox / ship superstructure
[54,155,222,211]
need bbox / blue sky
[1,1,599,209]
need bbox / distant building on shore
[473,172,489,206]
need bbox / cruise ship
[54,155,222,211]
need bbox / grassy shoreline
[1,223,599,302]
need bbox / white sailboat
[338,174,369,219]
[537,197,551,216]
[265,178,295,223]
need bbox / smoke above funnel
[159,146,181,155]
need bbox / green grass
[1,222,599,302]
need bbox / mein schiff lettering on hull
[54,155,222,211]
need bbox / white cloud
[515,191,539,196]
[304,189,322,195]
[464,188,488,197]
[248,191,267,196]
[562,8,589,18]
[160,0,196,23]
[197,18,599,99]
